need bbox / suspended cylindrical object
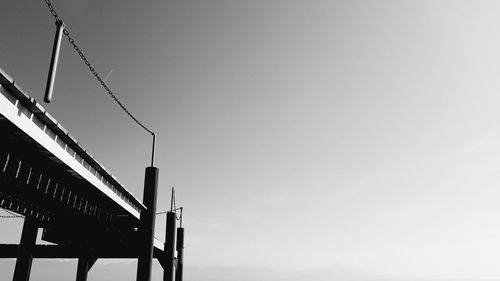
[44,20,64,103]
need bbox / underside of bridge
[0,68,183,281]
[0,118,138,249]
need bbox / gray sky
[2,0,500,279]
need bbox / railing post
[163,212,176,281]
[136,166,159,281]
[13,218,38,281]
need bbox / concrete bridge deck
[0,67,163,252]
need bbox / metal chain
[42,0,156,138]
[44,0,60,21]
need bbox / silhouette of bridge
[0,67,183,281]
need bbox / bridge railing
[0,67,145,217]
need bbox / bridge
[0,67,183,281]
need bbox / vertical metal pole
[13,218,38,281]
[150,134,156,167]
[76,258,89,281]
[170,187,175,212]
[136,166,159,281]
[175,228,184,281]
[44,20,64,103]
[163,212,176,281]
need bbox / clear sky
[2,0,500,279]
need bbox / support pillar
[76,258,89,281]
[13,218,38,281]
[76,257,97,281]
[136,166,159,281]
[175,227,184,281]
[163,212,176,281]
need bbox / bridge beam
[136,166,159,281]
[13,218,37,281]
[0,244,166,259]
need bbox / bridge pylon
[137,166,159,281]
[163,211,176,281]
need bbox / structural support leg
[76,258,89,281]
[76,257,97,281]
[13,218,38,281]
[136,166,159,281]
[175,227,184,281]
[163,212,176,281]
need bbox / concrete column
[136,166,159,281]
[13,218,38,281]
[163,212,176,281]
[76,258,90,281]
[175,228,184,281]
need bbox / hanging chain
[44,0,60,20]
[42,0,157,165]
